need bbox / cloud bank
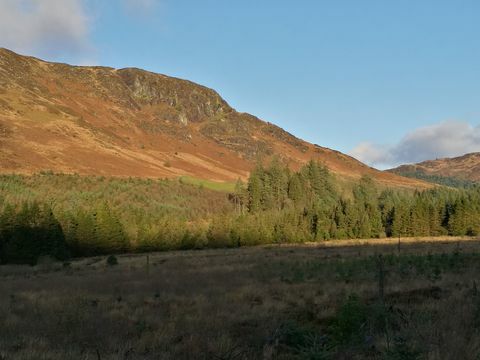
[0,0,91,58]
[350,121,480,169]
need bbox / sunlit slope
[0,48,429,189]
[389,152,480,185]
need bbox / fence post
[376,254,385,305]
[146,254,150,276]
[376,254,391,350]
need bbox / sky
[0,0,479,169]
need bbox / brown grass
[1,238,480,359]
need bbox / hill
[0,48,427,188]
[389,152,480,186]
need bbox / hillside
[0,48,427,188]
[389,152,480,185]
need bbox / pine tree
[332,200,348,239]
[391,200,410,238]
[248,165,264,212]
[75,211,97,256]
[62,212,79,252]
[448,197,468,236]
[268,157,289,210]
[0,201,68,264]
[261,173,275,210]
[378,190,396,236]
[0,203,15,263]
[366,203,383,238]
[95,204,128,254]
[4,202,43,264]
[37,204,69,260]
[233,178,246,214]
[288,173,305,205]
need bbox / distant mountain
[0,48,427,188]
[388,152,480,187]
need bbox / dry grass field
[2,237,480,359]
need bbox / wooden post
[377,254,385,305]
[146,254,150,276]
[376,254,390,351]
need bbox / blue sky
[1,0,480,168]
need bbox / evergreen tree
[288,173,305,205]
[448,197,468,236]
[391,200,410,238]
[233,178,246,214]
[248,165,264,212]
[37,204,69,260]
[74,211,97,256]
[0,201,68,264]
[0,203,15,263]
[268,157,289,210]
[95,204,128,254]
[378,190,396,236]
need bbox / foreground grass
[2,239,480,359]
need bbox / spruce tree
[95,204,128,254]
[75,211,97,256]
[248,165,264,212]
[38,205,69,260]
[0,204,15,263]
[233,178,246,214]
[268,157,289,210]
[288,173,305,205]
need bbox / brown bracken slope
[389,152,480,182]
[0,48,428,188]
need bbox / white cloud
[350,121,480,169]
[0,0,91,58]
[350,142,393,167]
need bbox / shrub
[106,255,118,266]
[330,294,368,345]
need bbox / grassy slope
[178,176,236,192]
[0,48,430,190]
[0,173,231,214]
[1,239,480,359]
[0,173,233,243]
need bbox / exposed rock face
[0,48,429,188]
[117,68,228,119]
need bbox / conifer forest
[2,161,480,265]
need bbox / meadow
[2,237,480,359]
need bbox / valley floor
[2,237,480,359]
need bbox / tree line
[1,162,480,264]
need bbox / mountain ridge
[388,152,480,183]
[0,48,428,188]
